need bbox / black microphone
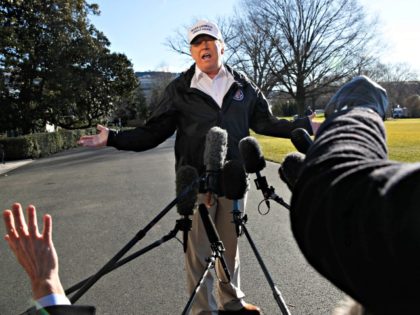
[198,203,231,282]
[239,136,290,210]
[176,165,199,252]
[203,127,228,194]
[278,152,305,191]
[238,136,271,209]
[222,160,248,201]
[291,128,313,154]
[176,165,199,216]
[222,159,248,236]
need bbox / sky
[89,0,420,74]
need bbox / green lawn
[385,119,420,162]
[253,118,420,163]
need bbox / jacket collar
[181,63,247,89]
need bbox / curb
[0,160,33,176]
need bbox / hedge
[0,128,96,161]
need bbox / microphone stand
[231,209,291,315]
[182,204,231,315]
[67,178,200,303]
[253,174,290,210]
[182,255,215,315]
[66,217,190,295]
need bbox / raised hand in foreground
[3,203,64,300]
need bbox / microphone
[221,160,248,236]
[176,165,199,252]
[203,127,228,194]
[239,137,290,210]
[198,203,231,282]
[176,165,199,216]
[278,152,305,191]
[291,128,313,154]
[238,136,266,174]
[238,136,271,209]
[222,160,248,200]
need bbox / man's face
[190,35,224,78]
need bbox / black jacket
[107,64,312,174]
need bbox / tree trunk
[295,77,306,116]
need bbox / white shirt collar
[194,64,228,81]
[191,64,235,107]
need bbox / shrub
[0,128,95,161]
[0,137,35,160]
[271,100,297,117]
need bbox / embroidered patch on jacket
[233,89,244,101]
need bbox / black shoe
[219,303,262,315]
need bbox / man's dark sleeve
[107,84,177,151]
[291,108,420,314]
[249,85,312,138]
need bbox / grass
[385,119,420,162]
[253,117,420,163]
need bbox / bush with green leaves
[0,129,95,161]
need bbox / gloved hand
[324,76,388,120]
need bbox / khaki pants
[185,194,247,315]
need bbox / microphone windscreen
[222,160,248,200]
[203,127,228,171]
[238,136,266,173]
[278,152,305,191]
[291,128,313,154]
[176,165,199,216]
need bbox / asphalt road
[0,138,343,315]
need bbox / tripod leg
[198,204,231,282]
[241,224,291,315]
[182,258,215,315]
[68,182,199,303]
[66,227,179,297]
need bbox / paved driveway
[0,139,343,314]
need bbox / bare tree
[364,61,418,83]
[228,10,280,95]
[165,0,382,115]
[148,72,177,113]
[405,94,420,118]
[363,61,419,111]
[249,0,380,115]
[165,27,191,59]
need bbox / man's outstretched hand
[78,124,109,147]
